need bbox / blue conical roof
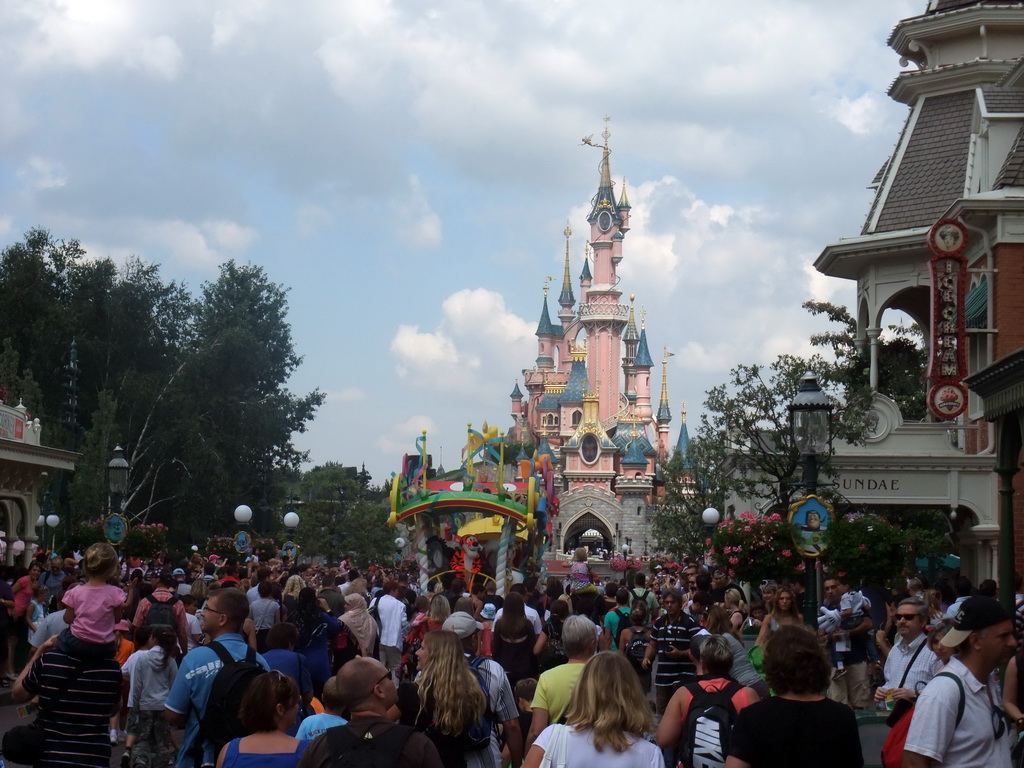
[675,419,693,469]
[580,258,592,281]
[634,328,654,368]
[622,436,647,467]
[510,381,523,399]
[558,358,589,403]
[536,296,560,337]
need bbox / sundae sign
[926,218,968,420]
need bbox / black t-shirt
[729,696,863,768]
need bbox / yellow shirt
[532,662,585,723]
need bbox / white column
[867,327,882,391]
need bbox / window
[580,434,599,464]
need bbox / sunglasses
[895,614,921,621]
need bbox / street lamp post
[702,507,721,565]
[107,445,130,518]
[788,371,833,630]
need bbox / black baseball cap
[941,597,1012,647]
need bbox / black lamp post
[107,445,130,518]
[788,371,833,630]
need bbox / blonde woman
[525,652,661,767]
[395,630,488,765]
[754,587,802,647]
[724,588,748,634]
[282,574,305,618]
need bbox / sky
[0,0,924,488]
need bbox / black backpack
[625,628,648,666]
[679,679,741,768]
[193,642,266,765]
[610,608,630,649]
[328,723,415,768]
[144,593,180,631]
[538,619,567,672]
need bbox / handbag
[2,721,47,765]
[539,724,569,768]
[2,658,85,765]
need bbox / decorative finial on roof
[640,307,647,330]
[681,401,687,423]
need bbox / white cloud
[827,93,888,136]
[376,414,438,456]
[390,289,534,388]
[17,156,66,190]
[395,176,442,249]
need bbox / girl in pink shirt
[59,542,126,659]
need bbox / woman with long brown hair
[491,591,538,688]
[525,652,661,767]
[754,587,802,647]
[396,630,488,765]
[705,605,770,699]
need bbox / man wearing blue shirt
[164,589,269,768]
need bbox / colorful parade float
[388,423,558,596]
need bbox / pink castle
[507,126,687,557]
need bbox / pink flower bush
[709,511,803,583]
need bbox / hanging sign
[926,218,968,420]
[788,495,832,557]
[104,514,128,546]
[233,531,252,554]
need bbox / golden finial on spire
[563,221,572,240]
[640,307,647,330]
[602,115,611,148]
[543,276,554,296]
[680,401,688,423]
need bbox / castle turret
[535,289,559,370]
[558,224,576,324]
[656,356,672,457]
[633,315,654,424]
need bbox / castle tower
[633,315,654,424]
[580,122,628,420]
[656,356,672,457]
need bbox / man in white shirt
[873,596,936,708]
[904,597,1016,768]
[375,580,408,680]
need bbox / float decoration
[388,422,558,596]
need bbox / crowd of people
[1,542,1023,768]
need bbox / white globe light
[191,545,199,552]
[234,504,253,524]
[46,514,60,528]
[702,507,721,527]
[395,537,407,548]
[283,511,300,529]
[36,515,45,527]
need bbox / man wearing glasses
[296,657,442,768]
[904,596,1016,768]
[873,597,936,709]
[164,590,270,768]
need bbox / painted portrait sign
[104,513,128,546]
[233,530,252,554]
[788,495,833,558]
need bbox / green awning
[965,276,988,329]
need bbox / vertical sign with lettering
[926,218,968,420]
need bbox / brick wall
[994,243,1024,359]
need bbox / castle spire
[657,353,673,423]
[583,117,620,225]
[618,176,631,209]
[558,222,575,310]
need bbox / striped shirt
[882,632,937,695]
[464,655,520,768]
[22,649,122,768]
[650,613,705,688]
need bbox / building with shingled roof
[812,0,1024,585]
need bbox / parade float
[388,423,558,596]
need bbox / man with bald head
[296,656,442,768]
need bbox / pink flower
[782,549,792,557]
[705,538,712,547]
[728,557,739,565]
[743,526,752,533]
